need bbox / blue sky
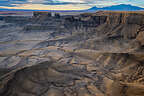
[0,0,144,10]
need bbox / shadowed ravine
[0,11,144,96]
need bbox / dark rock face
[33,12,52,18]
[64,15,107,28]
[1,11,144,96]
[0,16,4,20]
[3,16,30,25]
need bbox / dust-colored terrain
[0,11,144,96]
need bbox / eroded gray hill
[0,11,144,96]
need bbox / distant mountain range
[87,4,144,11]
[0,4,144,12]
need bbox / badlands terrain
[0,11,144,96]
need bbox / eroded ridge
[1,48,144,96]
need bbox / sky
[0,0,144,10]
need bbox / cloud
[0,0,28,7]
[0,0,144,10]
[1,3,90,10]
[0,0,143,6]
[42,0,86,5]
[29,0,87,5]
[0,0,88,7]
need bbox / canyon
[0,11,144,96]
